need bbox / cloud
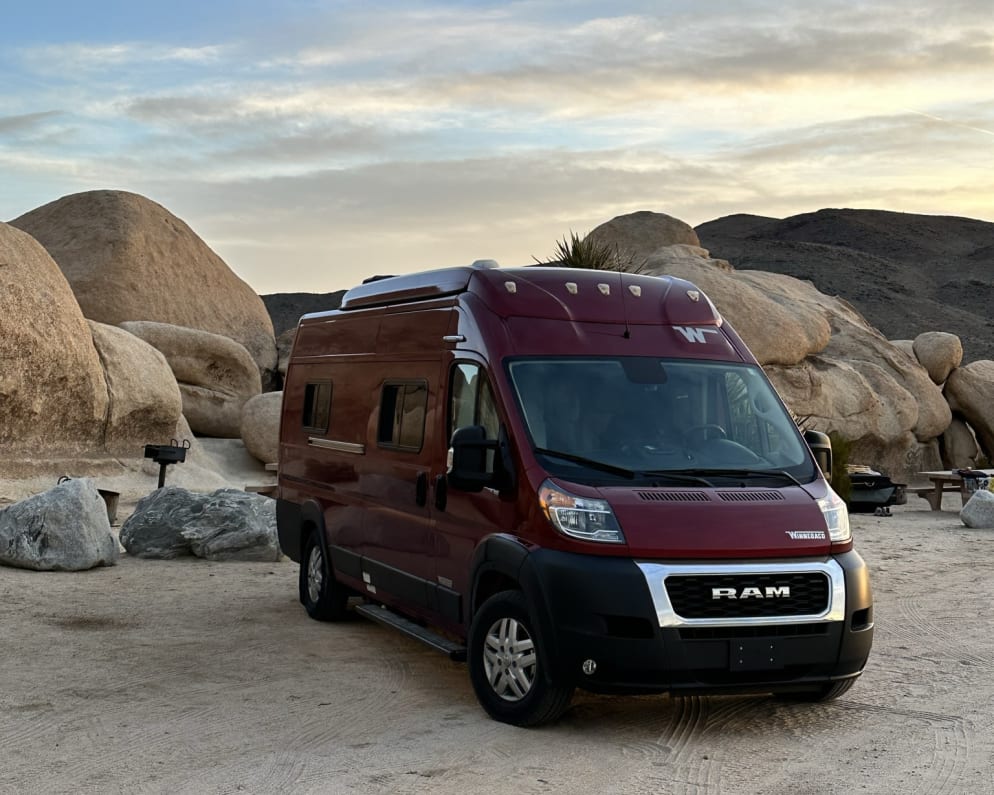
[2,1,992,293]
[17,42,226,74]
[0,110,62,135]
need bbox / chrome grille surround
[635,559,846,628]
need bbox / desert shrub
[534,231,640,271]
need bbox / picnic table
[915,469,994,511]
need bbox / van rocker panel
[518,548,872,694]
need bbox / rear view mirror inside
[621,357,668,384]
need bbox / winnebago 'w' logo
[674,326,720,344]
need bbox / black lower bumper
[519,549,873,695]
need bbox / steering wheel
[682,424,727,444]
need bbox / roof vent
[471,259,499,269]
[598,283,610,296]
[504,281,517,293]
[565,282,578,295]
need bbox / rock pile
[120,486,280,561]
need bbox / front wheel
[468,590,574,727]
[299,531,349,622]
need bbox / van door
[358,368,441,611]
[432,360,517,628]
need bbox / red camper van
[276,263,872,726]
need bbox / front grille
[665,572,829,619]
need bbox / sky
[1,1,992,294]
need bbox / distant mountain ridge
[696,208,994,363]
[262,291,345,337]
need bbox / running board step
[354,603,467,661]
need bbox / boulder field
[1,198,990,530]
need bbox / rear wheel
[776,678,856,702]
[468,590,574,727]
[299,531,349,622]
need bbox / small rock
[960,489,994,529]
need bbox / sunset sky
[2,1,992,294]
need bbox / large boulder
[0,223,108,456]
[277,327,296,378]
[942,416,981,469]
[241,392,282,464]
[945,361,994,459]
[120,321,261,438]
[960,489,994,529]
[0,478,119,570]
[120,486,279,561]
[913,332,963,384]
[10,190,277,376]
[88,321,183,452]
[586,211,701,270]
[890,339,916,360]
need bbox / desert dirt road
[2,499,993,794]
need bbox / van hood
[597,484,833,558]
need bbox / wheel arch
[468,535,563,683]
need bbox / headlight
[538,480,625,544]
[817,487,851,543]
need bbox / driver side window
[449,363,499,442]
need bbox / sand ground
[2,493,993,794]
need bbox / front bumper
[519,548,873,694]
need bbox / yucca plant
[534,231,640,272]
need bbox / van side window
[378,381,428,451]
[302,381,332,433]
[449,363,499,441]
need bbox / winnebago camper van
[276,263,873,726]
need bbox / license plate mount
[729,639,781,671]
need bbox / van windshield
[507,357,817,485]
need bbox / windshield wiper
[668,468,806,488]
[637,470,716,487]
[534,448,636,479]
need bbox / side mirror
[448,425,496,493]
[803,430,833,483]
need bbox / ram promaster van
[277,262,873,726]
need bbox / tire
[467,590,574,727]
[776,677,856,702]
[299,531,349,622]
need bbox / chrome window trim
[635,558,845,628]
[308,437,365,455]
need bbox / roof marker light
[504,281,517,294]
[598,283,610,296]
[628,285,642,298]
[565,282,578,295]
